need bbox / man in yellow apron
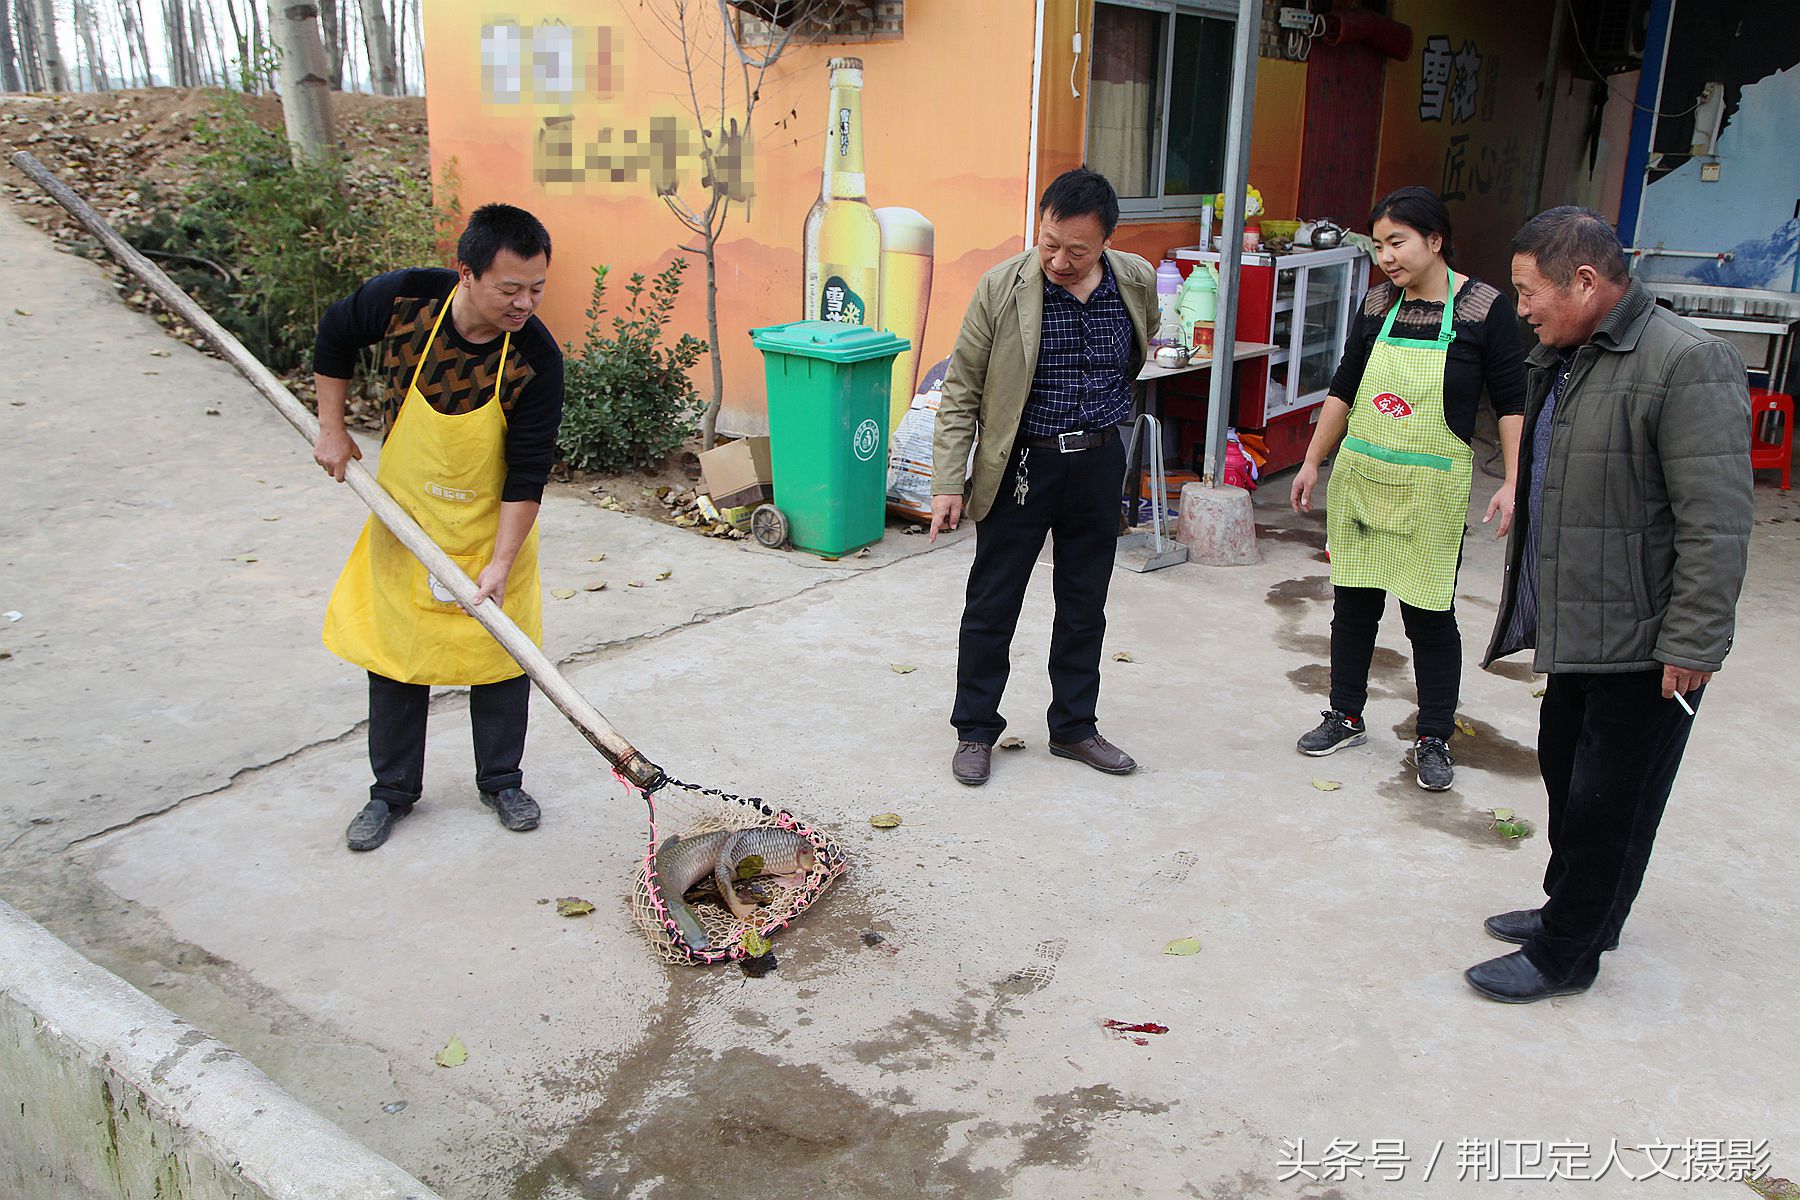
[310,205,563,851]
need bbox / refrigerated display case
[1170,243,1367,471]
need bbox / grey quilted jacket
[1483,282,1753,674]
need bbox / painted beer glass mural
[421,4,1031,437]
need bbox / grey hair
[1512,206,1629,286]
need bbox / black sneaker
[1297,710,1367,756]
[346,799,409,852]
[480,787,541,832]
[1408,737,1455,791]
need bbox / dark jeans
[367,670,529,807]
[952,436,1125,745]
[1526,668,1701,983]
[1329,586,1461,741]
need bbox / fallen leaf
[13,307,30,316]
[148,348,171,357]
[998,736,1026,750]
[1454,716,1477,737]
[1111,651,1137,663]
[1746,1177,1800,1200]
[204,408,221,416]
[588,553,607,562]
[234,554,258,564]
[1532,687,1547,698]
[627,580,644,588]
[855,547,872,558]
[870,812,902,829]
[0,650,13,660]
[655,570,672,580]
[734,854,766,881]
[1491,807,1516,821]
[434,1035,467,1068]
[1163,937,1203,956]
[555,897,595,917]
[583,580,607,592]
[551,588,577,599]
[1490,812,1535,841]
[598,496,622,511]
[741,929,771,957]
[1311,778,1342,792]
[889,663,916,674]
[263,515,280,521]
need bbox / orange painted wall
[1031,0,1309,264]
[422,3,1037,436]
[1371,0,1558,288]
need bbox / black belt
[1018,426,1119,452]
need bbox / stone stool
[1176,483,1260,565]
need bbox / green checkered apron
[1326,272,1470,611]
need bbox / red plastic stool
[1749,387,1792,490]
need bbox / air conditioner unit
[1587,0,1650,73]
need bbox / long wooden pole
[11,151,667,793]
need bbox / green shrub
[122,91,452,385]
[559,260,707,473]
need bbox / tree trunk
[222,0,248,89]
[268,1,335,164]
[122,1,152,86]
[316,0,342,89]
[389,0,402,94]
[356,0,395,94]
[73,0,108,89]
[0,3,25,92]
[28,0,67,90]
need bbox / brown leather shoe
[1048,733,1137,775]
[952,740,992,786]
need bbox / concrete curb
[0,900,441,1200]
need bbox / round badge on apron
[323,291,543,685]
[1325,272,1473,612]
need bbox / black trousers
[952,436,1125,745]
[1526,668,1701,983]
[367,670,529,807]
[1328,586,1461,741]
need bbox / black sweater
[1328,276,1527,445]
[314,268,564,503]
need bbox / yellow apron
[322,292,542,685]
[1326,271,1471,611]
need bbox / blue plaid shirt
[1019,258,1135,437]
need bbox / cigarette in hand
[1672,691,1695,716]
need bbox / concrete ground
[4,201,1798,1199]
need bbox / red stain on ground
[1102,1019,1169,1046]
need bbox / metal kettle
[1310,220,1345,249]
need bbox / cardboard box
[699,436,773,510]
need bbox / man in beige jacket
[929,168,1157,786]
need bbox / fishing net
[623,772,848,966]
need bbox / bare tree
[119,1,152,86]
[315,0,342,88]
[356,0,394,94]
[641,0,830,445]
[28,0,67,90]
[268,1,335,163]
[72,0,108,88]
[1,3,24,92]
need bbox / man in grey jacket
[1469,207,1753,1002]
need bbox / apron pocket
[415,552,486,613]
[1339,456,1416,537]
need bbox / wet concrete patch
[1286,662,1401,703]
[1264,575,1331,609]
[1390,711,1538,778]
[1257,524,1328,559]
[1481,659,1540,684]
[1374,772,1523,850]
[1015,1083,1172,1169]
[514,1045,1006,1200]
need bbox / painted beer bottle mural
[803,57,881,327]
[875,206,934,433]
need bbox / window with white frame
[1086,0,1236,215]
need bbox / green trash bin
[749,320,910,557]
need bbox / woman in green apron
[1289,187,1527,790]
